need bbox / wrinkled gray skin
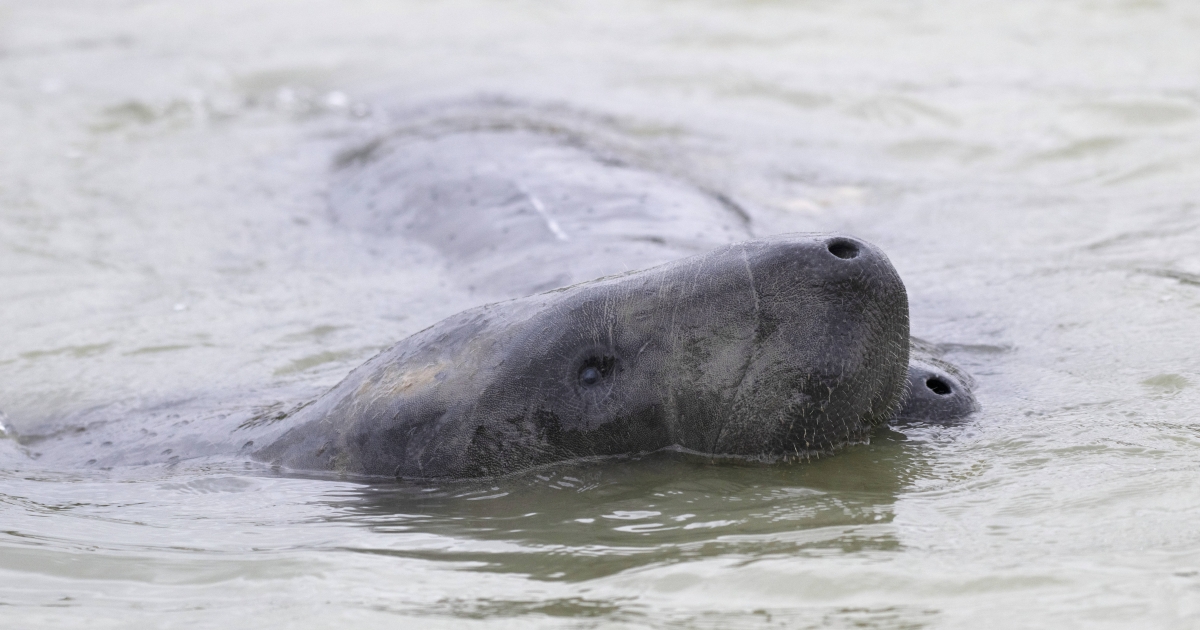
[257,235,910,478]
[256,117,975,478]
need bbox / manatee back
[330,130,752,298]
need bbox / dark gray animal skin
[256,234,911,478]
[329,121,977,426]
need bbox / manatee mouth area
[256,234,910,478]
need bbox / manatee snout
[894,362,978,425]
[257,234,911,478]
[693,234,910,459]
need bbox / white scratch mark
[522,186,570,242]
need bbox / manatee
[256,234,911,478]
[247,113,976,477]
[4,103,977,475]
[325,115,978,427]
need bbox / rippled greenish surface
[3,0,1200,627]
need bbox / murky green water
[3,0,1200,627]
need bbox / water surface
[2,0,1200,627]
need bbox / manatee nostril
[926,377,952,396]
[826,238,860,260]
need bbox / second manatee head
[258,233,911,478]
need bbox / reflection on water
[0,434,928,627]
[333,432,915,583]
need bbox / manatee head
[257,234,910,478]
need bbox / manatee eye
[577,355,616,387]
[579,366,601,386]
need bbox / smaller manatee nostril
[926,377,952,396]
[827,238,860,260]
